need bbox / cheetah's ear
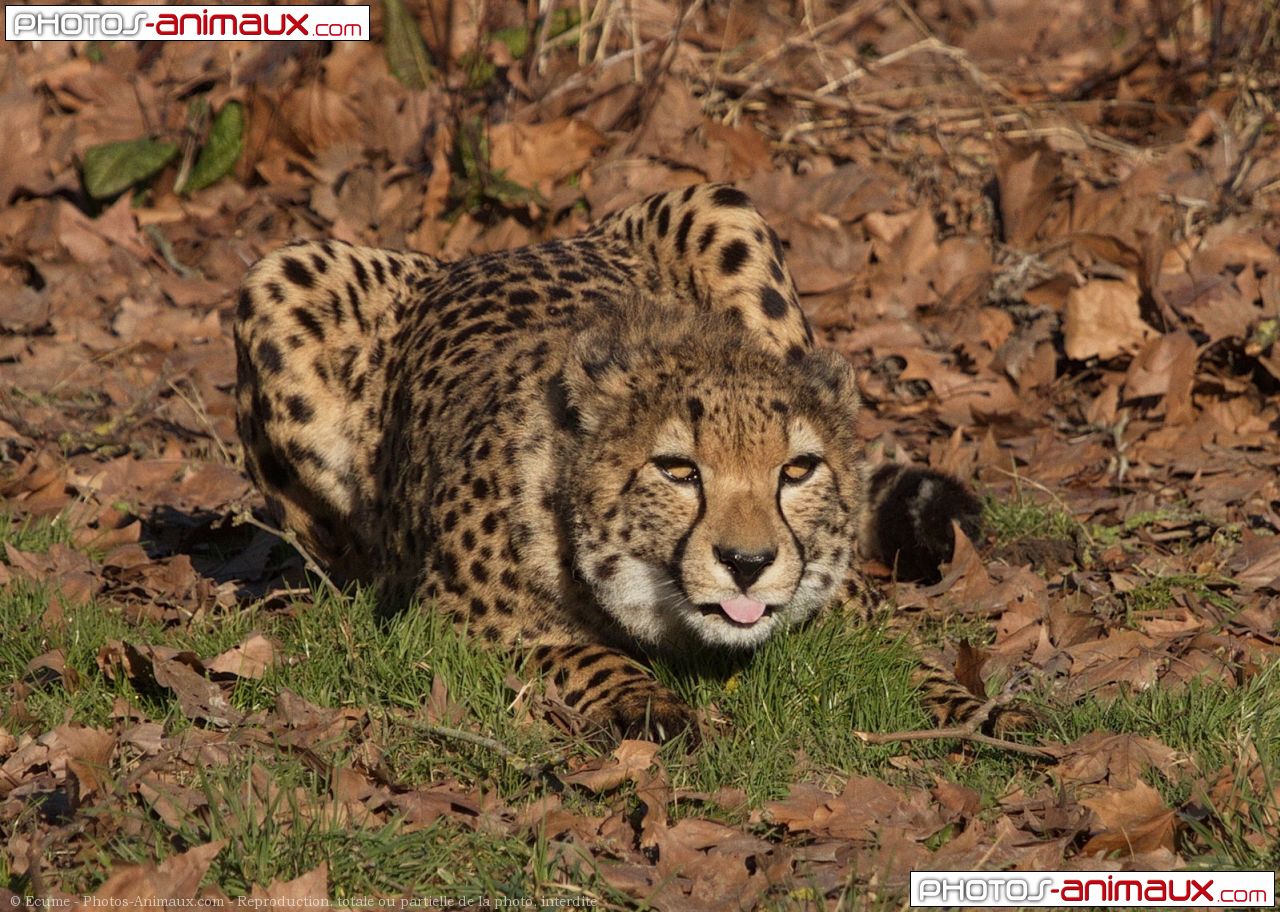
[561,324,637,434]
[798,348,860,421]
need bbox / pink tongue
[720,596,767,624]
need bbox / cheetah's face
[564,317,862,651]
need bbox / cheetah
[234,184,985,741]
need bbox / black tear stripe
[775,479,807,567]
[669,481,706,598]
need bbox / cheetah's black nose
[713,546,776,590]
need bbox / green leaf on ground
[82,138,179,200]
[181,102,244,194]
[382,0,435,89]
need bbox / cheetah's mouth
[697,597,776,627]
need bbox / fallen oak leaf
[1079,779,1179,857]
[562,739,661,793]
[206,633,278,680]
[52,724,116,802]
[249,863,329,905]
[764,776,944,843]
[1063,279,1156,360]
[1048,731,1192,788]
[73,840,225,909]
[1230,532,1280,592]
[97,642,244,729]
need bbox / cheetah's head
[562,304,863,651]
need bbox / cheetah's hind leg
[234,240,442,581]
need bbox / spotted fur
[235,183,988,741]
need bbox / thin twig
[232,508,341,598]
[726,0,878,86]
[856,670,1057,759]
[166,378,234,466]
[622,0,703,154]
[394,712,566,782]
[144,224,201,279]
[854,726,1058,759]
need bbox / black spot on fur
[257,340,284,374]
[310,253,329,274]
[656,204,671,238]
[712,186,751,208]
[281,257,314,288]
[351,256,369,292]
[291,307,326,341]
[687,396,704,422]
[284,395,314,423]
[236,290,254,320]
[697,224,718,254]
[720,239,750,275]
[787,344,806,363]
[674,211,694,256]
[760,286,789,319]
[257,446,292,488]
[346,283,367,331]
[768,227,785,261]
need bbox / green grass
[2,510,77,553]
[983,495,1081,546]
[3,513,1278,899]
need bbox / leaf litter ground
[2,1,1279,908]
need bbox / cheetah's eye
[781,455,820,485]
[654,457,700,485]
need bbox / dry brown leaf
[1230,533,1280,592]
[996,143,1063,247]
[562,739,661,792]
[1063,280,1156,360]
[1080,779,1178,857]
[98,642,244,729]
[1052,732,1189,787]
[75,841,226,908]
[249,864,329,904]
[207,634,278,680]
[489,118,605,199]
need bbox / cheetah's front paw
[607,683,700,745]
